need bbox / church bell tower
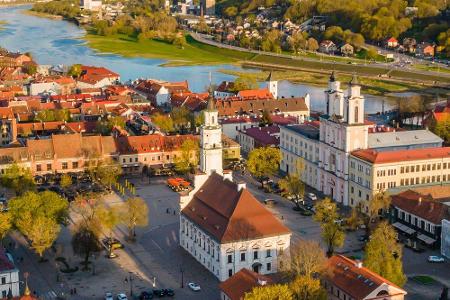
[200,97,223,175]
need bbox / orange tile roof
[182,173,290,243]
[79,66,120,84]
[326,255,406,300]
[351,147,450,164]
[114,134,197,155]
[219,268,273,300]
[215,98,308,117]
[237,88,273,99]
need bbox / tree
[289,275,327,300]
[364,222,406,287]
[358,191,391,236]
[345,206,362,231]
[233,74,258,91]
[244,284,293,300]
[90,158,122,189]
[247,147,281,187]
[152,113,174,133]
[261,30,282,53]
[278,174,305,209]
[68,64,82,78]
[429,116,450,145]
[172,34,187,49]
[260,110,273,126]
[28,215,60,259]
[24,64,37,75]
[313,198,345,257]
[224,6,238,17]
[307,37,319,51]
[288,31,308,54]
[71,224,102,270]
[174,138,199,174]
[98,206,120,240]
[1,163,35,195]
[95,116,125,135]
[0,212,12,245]
[60,174,72,189]
[71,195,105,235]
[120,197,149,241]
[281,240,327,279]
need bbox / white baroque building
[179,98,291,282]
[0,248,19,298]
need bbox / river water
[0,5,395,113]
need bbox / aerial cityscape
[0,0,449,299]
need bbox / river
[0,5,395,113]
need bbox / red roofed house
[238,125,280,153]
[237,88,274,100]
[219,268,273,300]
[387,37,399,48]
[325,255,406,300]
[77,66,120,89]
[134,79,190,107]
[179,99,291,282]
[0,247,20,298]
[319,40,337,54]
[390,189,450,248]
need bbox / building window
[36,164,41,172]
[72,161,78,169]
[266,249,271,257]
[253,251,258,260]
[227,254,232,264]
[266,263,271,271]
[47,163,52,170]
[62,162,68,170]
[122,158,126,163]
[228,269,233,277]
[240,253,245,261]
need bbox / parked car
[428,256,445,263]
[139,291,153,299]
[102,237,124,250]
[152,289,165,297]
[162,289,175,297]
[188,282,201,291]
[307,193,318,201]
[105,292,114,300]
[117,293,128,300]
[264,199,276,207]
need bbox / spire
[266,70,273,82]
[349,73,359,86]
[329,71,336,82]
[206,96,215,111]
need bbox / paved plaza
[5,173,450,300]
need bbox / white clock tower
[200,97,223,175]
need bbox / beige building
[349,147,450,209]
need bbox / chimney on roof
[237,182,246,191]
[257,279,267,286]
[355,260,363,268]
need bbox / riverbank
[220,69,450,97]
[0,20,7,31]
[83,33,252,66]
[22,9,63,19]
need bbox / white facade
[29,82,61,96]
[200,103,223,176]
[80,0,102,10]
[77,77,117,89]
[180,216,290,282]
[0,253,19,298]
[442,218,450,259]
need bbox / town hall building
[179,98,291,282]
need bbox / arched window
[211,116,215,124]
[354,106,359,123]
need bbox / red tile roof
[114,134,197,155]
[237,88,273,99]
[242,125,280,146]
[79,66,120,84]
[327,255,406,300]
[219,268,273,300]
[215,98,308,117]
[351,147,450,164]
[182,173,290,243]
[391,190,450,224]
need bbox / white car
[105,292,113,300]
[117,293,128,300]
[188,282,201,291]
[428,256,445,263]
[308,193,318,201]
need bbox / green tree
[28,215,60,259]
[260,109,273,126]
[289,275,327,300]
[288,31,308,54]
[224,6,238,17]
[261,30,282,53]
[68,64,82,77]
[244,284,293,300]
[233,74,258,91]
[365,222,406,287]
[323,26,344,43]
[96,116,125,135]
[120,197,149,241]
[24,64,37,75]
[430,116,450,145]
[172,34,187,49]
[174,138,199,174]
[361,191,391,236]
[152,113,174,133]
[98,206,121,256]
[0,212,12,245]
[90,158,122,189]
[278,173,305,209]
[313,198,345,257]
[247,147,281,187]
[60,174,72,189]
[71,224,102,270]
[1,163,35,195]
[71,195,105,235]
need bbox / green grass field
[84,33,254,66]
[411,275,436,285]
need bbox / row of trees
[151,107,203,134]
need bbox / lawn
[411,275,436,285]
[83,33,253,66]
[412,63,450,74]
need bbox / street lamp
[125,272,134,296]
[180,266,184,288]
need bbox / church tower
[344,74,364,125]
[266,71,278,99]
[200,97,223,175]
[325,71,344,117]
